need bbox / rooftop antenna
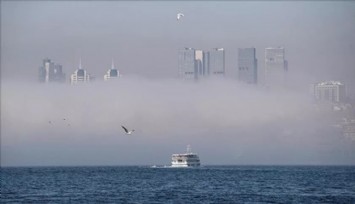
[111,59,115,69]
[79,57,82,69]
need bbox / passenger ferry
[171,145,200,167]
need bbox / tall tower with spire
[104,59,120,81]
[70,58,92,84]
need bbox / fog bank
[1,78,354,166]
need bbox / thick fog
[2,78,353,166]
[1,1,355,166]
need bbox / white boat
[171,145,200,167]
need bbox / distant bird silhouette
[121,125,135,135]
[177,13,184,21]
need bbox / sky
[1,1,355,166]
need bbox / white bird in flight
[121,125,135,135]
[177,13,184,21]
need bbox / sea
[1,166,355,203]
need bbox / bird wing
[121,125,128,133]
[177,13,184,19]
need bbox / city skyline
[2,2,355,91]
[1,1,355,166]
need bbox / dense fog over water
[2,78,353,166]
[1,1,355,166]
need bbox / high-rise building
[195,50,208,77]
[238,48,257,84]
[208,48,225,77]
[264,47,288,88]
[38,58,65,83]
[104,60,120,81]
[70,59,92,84]
[178,47,224,80]
[178,48,197,80]
[312,81,346,103]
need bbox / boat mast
[187,145,191,153]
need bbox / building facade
[178,48,197,80]
[238,48,257,84]
[312,81,346,103]
[70,60,92,84]
[194,50,209,77]
[208,48,225,77]
[264,47,288,88]
[38,58,65,83]
[104,60,120,81]
[178,47,225,80]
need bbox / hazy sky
[2,1,355,85]
[1,1,355,166]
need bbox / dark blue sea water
[1,166,355,203]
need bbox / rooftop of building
[317,81,344,86]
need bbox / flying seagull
[177,13,184,21]
[121,125,135,135]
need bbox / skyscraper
[238,48,257,84]
[70,59,92,84]
[104,60,120,81]
[178,48,197,80]
[178,47,224,80]
[208,48,225,77]
[195,50,206,77]
[38,58,65,83]
[264,47,288,88]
